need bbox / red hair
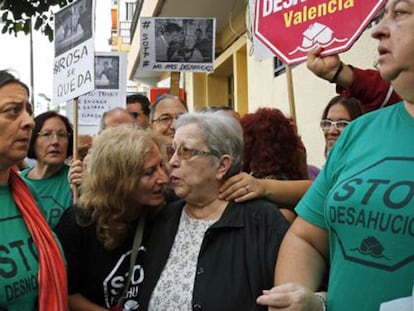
[242,108,308,180]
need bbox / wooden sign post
[286,65,297,125]
[170,72,180,96]
[72,97,79,203]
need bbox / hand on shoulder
[219,172,264,202]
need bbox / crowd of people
[1,0,413,309]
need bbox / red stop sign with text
[254,0,386,65]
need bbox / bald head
[100,107,134,131]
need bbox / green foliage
[0,0,73,41]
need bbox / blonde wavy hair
[79,125,166,250]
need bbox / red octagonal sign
[254,0,386,65]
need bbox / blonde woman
[55,126,169,310]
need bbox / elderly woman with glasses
[139,112,290,310]
[21,111,73,228]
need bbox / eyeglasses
[168,145,219,160]
[152,113,184,125]
[320,119,350,131]
[37,131,70,141]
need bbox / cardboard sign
[139,17,215,72]
[78,52,127,125]
[53,0,95,103]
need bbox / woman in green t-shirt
[21,111,73,228]
[0,70,67,310]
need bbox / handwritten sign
[139,17,215,72]
[53,0,95,103]
[78,52,127,125]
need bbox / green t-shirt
[296,102,414,310]
[21,164,72,228]
[0,185,39,310]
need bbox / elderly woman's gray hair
[175,112,243,179]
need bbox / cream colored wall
[247,29,379,168]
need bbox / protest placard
[139,17,215,73]
[254,0,386,64]
[78,52,127,125]
[53,0,95,103]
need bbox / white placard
[53,0,95,103]
[139,17,215,73]
[78,52,127,125]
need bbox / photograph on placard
[54,0,93,57]
[76,52,127,126]
[95,55,120,89]
[154,18,213,63]
[139,17,215,73]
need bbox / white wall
[247,29,378,168]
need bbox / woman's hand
[220,173,311,206]
[68,159,84,188]
[219,172,263,202]
[256,283,326,311]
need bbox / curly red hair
[242,108,308,180]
